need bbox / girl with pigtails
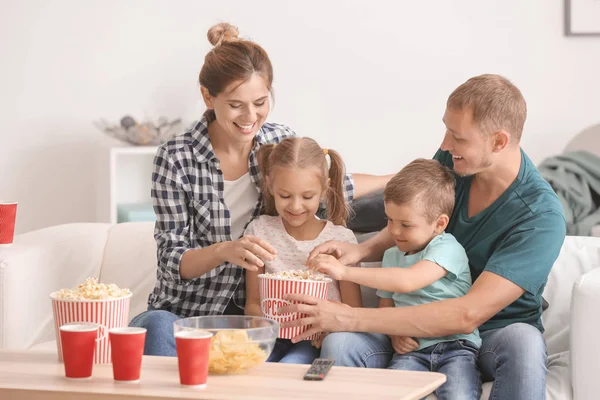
[244,137,363,364]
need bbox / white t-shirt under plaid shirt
[148,116,355,317]
[244,215,359,301]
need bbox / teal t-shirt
[434,149,566,333]
[377,233,481,350]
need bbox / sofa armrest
[0,223,112,349]
[570,267,600,400]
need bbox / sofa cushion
[542,236,600,355]
[347,189,387,233]
[99,222,157,322]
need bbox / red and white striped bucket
[50,292,132,364]
[258,275,330,340]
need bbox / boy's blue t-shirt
[434,149,566,333]
[377,233,481,350]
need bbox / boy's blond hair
[384,159,455,223]
[447,74,527,142]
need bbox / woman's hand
[306,254,349,281]
[307,240,365,265]
[217,235,277,271]
[390,336,419,354]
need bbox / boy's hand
[390,335,419,354]
[306,254,348,280]
[307,240,366,265]
[311,332,329,349]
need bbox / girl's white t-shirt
[223,173,259,240]
[244,214,358,301]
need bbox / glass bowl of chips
[173,315,278,374]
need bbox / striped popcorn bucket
[258,275,330,340]
[50,292,132,364]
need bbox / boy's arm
[345,260,447,292]
[311,256,448,293]
[339,281,363,308]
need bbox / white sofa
[1,222,599,400]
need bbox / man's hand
[311,332,329,349]
[306,254,349,280]
[278,294,354,343]
[307,240,365,265]
[390,336,419,354]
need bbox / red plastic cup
[175,330,212,388]
[109,327,146,383]
[0,202,17,246]
[59,322,104,380]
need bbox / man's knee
[484,323,547,367]
[502,323,546,356]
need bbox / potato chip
[208,330,268,374]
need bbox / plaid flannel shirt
[148,116,355,317]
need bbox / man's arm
[346,211,565,337]
[352,173,395,199]
[348,271,524,336]
[284,271,524,341]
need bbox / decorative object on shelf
[95,115,185,146]
[117,203,156,223]
[565,0,600,36]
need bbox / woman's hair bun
[207,22,240,47]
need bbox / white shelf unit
[106,146,159,224]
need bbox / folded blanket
[538,151,600,236]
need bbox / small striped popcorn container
[258,274,330,340]
[50,292,132,364]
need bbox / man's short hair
[447,74,527,142]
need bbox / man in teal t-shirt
[435,147,565,333]
[283,74,566,400]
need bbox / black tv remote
[303,358,335,381]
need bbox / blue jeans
[129,301,245,357]
[321,333,479,400]
[129,309,180,356]
[267,339,320,364]
[479,323,547,400]
[389,340,481,400]
[321,322,547,400]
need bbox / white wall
[1,0,599,233]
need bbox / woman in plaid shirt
[129,23,392,356]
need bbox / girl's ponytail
[324,149,350,226]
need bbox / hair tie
[323,148,328,156]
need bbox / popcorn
[260,269,330,282]
[55,277,131,300]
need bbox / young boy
[308,158,481,400]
